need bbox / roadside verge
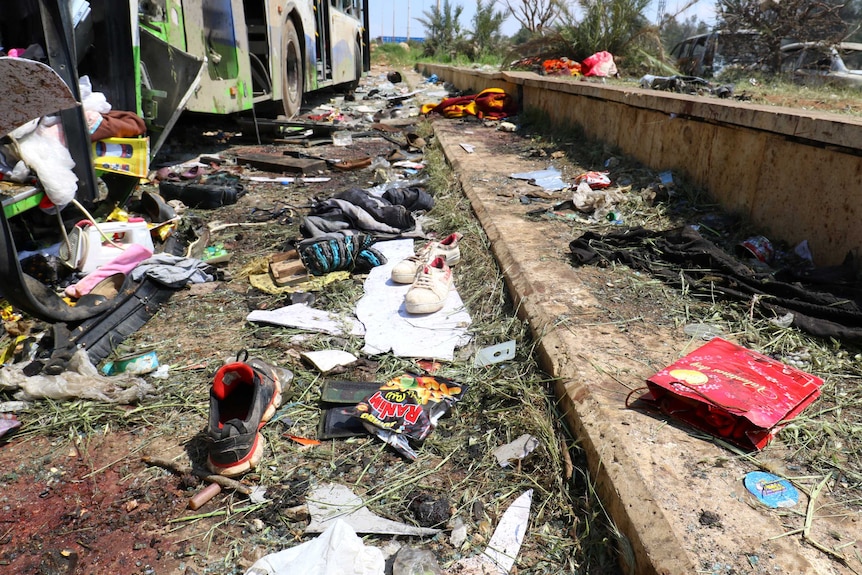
[431,118,861,575]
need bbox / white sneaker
[391,232,463,284]
[405,256,452,314]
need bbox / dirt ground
[1,59,860,575]
[0,65,600,575]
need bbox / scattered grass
[513,107,862,517]
[371,42,423,68]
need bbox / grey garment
[301,215,353,238]
[324,198,407,235]
[130,254,214,287]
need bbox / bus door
[182,0,254,114]
[241,0,274,100]
[320,0,364,87]
[315,0,332,83]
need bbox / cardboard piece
[92,137,150,178]
[643,338,823,449]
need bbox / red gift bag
[643,338,823,449]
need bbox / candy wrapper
[345,373,467,460]
[574,171,611,189]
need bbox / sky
[367,0,717,40]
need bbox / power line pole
[407,0,411,41]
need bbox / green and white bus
[0,0,370,322]
[137,0,370,153]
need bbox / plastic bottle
[606,211,624,225]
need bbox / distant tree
[496,0,564,34]
[559,0,652,59]
[509,26,535,45]
[416,0,466,58]
[470,0,508,59]
[839,0,862,41]
[660,14,709,53]
[717,0,846,71]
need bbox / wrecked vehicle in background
[780,42,862,89]
[670,30,765,78]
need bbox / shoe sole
[208,434,266,478]
[405,299,446,314]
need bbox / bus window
[202,0,239,79]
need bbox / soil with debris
[2,59,860,575]
[0,66,610,575]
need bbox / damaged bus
[138,0,370,155]
[1,0,369,157]
[0,0,368,324]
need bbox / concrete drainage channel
[425,105,862,573]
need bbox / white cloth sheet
[356,239,472,360]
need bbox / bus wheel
[281,20,303,118]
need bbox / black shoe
[206,351,292,477]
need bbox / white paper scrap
[493,434,540,467]
[245,519,384,575]
[301,349,358,373]
[306,483,440,536]
[247,303,365,336]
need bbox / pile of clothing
[297,186,435,276]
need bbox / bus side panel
[329,9,359,86]
[182,0,254,114]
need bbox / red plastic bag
[642,338,822,450]
[575,171,611,189]
[582,51,618,77]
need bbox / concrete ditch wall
[417,64,862,267]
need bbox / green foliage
[372,42,422,67]
[559,0,652,60]
[469,0,507,60]
[510,26,536,45]
[413,0,507,65]
[416,0,466,58]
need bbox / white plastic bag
[79,75,112,114]
[12,125,78,207]
[245,519,384,575]
[0,349,153,404]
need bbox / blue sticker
[744,471,799,508]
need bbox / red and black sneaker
[206,351,292,477]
